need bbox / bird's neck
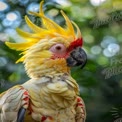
[25,58,70,78]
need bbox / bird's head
[5,1,87,78]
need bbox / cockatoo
[0,1,87,122]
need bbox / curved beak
[66,47,87,69]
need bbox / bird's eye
[49,43,67,54]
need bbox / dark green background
[0,0,122,122]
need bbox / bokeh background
[0,0,122,122]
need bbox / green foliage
[0,0,122,122]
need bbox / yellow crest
[5,1,82,62]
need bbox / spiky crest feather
[5,1,82,63]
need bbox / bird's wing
[0,85,29,122]
[75,96,86,122]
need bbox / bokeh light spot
[90,0,106,6]
[108,43,120,54]
[91,45,102,55]
[18,0,29,5]
[6,12,18,21]
[54,0,71,7]
[97,56,109,65]
[0,1,8,11]
[4,28,16,35]
[103,48,115,57]
[27,2,39,14]
[0,57,7,67]
[84,35,94,44]
[2,19,13,27]
[101,36,116,48]
[47,9,59,17]
[0,33,9,42]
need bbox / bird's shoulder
[0,85,25,106]
[0,85,29,122]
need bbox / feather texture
[1,1,86,122]
[5,1,82,63]
[21,73,86,122]
[0,86,29,122]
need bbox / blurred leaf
[0,0,122,122]
[9,72,21,82]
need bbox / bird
[0,1,87,122]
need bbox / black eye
[55,46,62,50]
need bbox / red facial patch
[68,38,83,52]
[51,53,69,59]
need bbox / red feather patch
[68,38,83,52]
[41,116,47,122]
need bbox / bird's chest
[27,85,76,122]
[23,75,77,121]
[29,81,77,109]
[25,107,76,122]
